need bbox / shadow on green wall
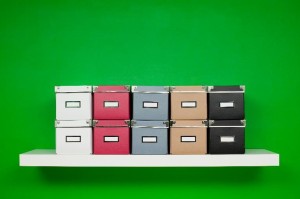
[39,167,263,185]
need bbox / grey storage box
[131,86,169,120]
[131,120,169,155]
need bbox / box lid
[93,85,130,93]
[131,120,169,128]
[55,120,92,127]
[93,120,130,127]
[55,86,92,93]
[170,120,207,127]
[208,85,245,93]
[170,86,207,93]
[131,86,169,93]
[209,120,246,127]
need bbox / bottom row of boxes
[55,120,246,155]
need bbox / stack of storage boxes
[131,86,170,154]
[54,85,246,155]
[169,86,208,154]
[55,86,93,154]
[93,86,130,154]
[208,86,246,154]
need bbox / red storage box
[93,120,130,154]
[93,86,130,120]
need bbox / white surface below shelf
[19,149,279,167]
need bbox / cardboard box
[170,86,207,119]
[131,120,169,155]
[208,120,245,154]
[55,120,92,155]
[170,120,207,154]
[208,86,245,120]
[55,86,92,120]
[93,120,130,154]
[93,86,130,120]
[132,86,169,120]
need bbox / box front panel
[93,93,130,120]
[56,93,92,120]
[170,127,207,154]
[93,127,130,154]
[133,93,169,120]
[56,127,92,154]
[209,93,244,119]
[208,127,245,154]
[131,128,168,154]
[171,92,207,119]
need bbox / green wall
[1,0,299,198]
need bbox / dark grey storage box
[208,86,245,120]
[131,120,169,155]
[208,120,245,154]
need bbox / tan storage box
[170,120,207,155]
[170,86,207,120]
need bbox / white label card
[142,136,157,143]
[143,102,158,108]
[104,136,119,142]
[220,102,234,108]
[181,136,196,142]
[66,136,81,142]
[104,101,119,108]
[65,101,81,108]
[181,101,197,108]
[220,136,235,142]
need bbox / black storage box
[208,86,245,120]
[208,120,245,154]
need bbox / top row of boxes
[55,85,245,120]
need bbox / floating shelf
[19,149,279,167]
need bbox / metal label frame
[103,136,119,142]
[181,101,197,108]
[103,101,119,108]
[143,101,158,108]
[181,136,196,142]
[65,136,81,143]
[65,101,81,108]
[142,136,158,143]
[219,101,235,108]
[220,136,236,143]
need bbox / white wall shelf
[19,149,279,167]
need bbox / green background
[1,0,299,198]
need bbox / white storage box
[55,120,92,155]
[55,86,92,120]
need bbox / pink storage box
[93,120,130,154]
[93,86,130,120]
